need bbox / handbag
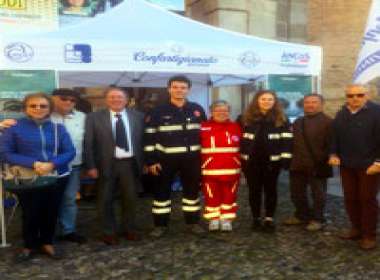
[301,119,333,178]
[2,123,59,192]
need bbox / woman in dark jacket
[240,90,292,232]
[1,93,75,262]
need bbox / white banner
[353,0,380,84]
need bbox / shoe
[208,220,220,232]
[149,227,168,238]
[101,234,119,245]
[262,217,276,233]
[252,218,262,231]
[338,229,361,240]
[306,221,323,232]
[283,216,305,226]
[187,224,206,235]
[14,249,34,263]
[359,238,377,250]
[61,232,87,244]
[124,231,142,241]
[40,245,64,260]
[220,220,233,232]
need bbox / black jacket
[240,118,293,168]
[143,101,206,165]
[331,101,380,169]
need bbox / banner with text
[0,70,56,120]
[353,0,380,84]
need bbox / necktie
[115,113,129,151]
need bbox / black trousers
[141,174,155,194]
[153,153,201,227]
[244,161,280,219]
[17,177,67,250]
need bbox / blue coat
[1,117,75,175]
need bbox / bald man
[329,84,380,250]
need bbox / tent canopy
[0,0,322,88]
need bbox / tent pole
[0,166,10,248]
[317,75,322,94]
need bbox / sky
[146,0,184,11]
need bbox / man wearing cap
[51,89,87,244]
[329,84,380,250]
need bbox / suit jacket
[84,108,144,177]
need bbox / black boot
[252,218,262,231]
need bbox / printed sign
[268,74,312,121]
[0,70,57,120]
[0,0,59,31]
[0,0,27,10]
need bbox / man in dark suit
[84,87,144,245]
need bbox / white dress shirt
[110,109,134,158]
[51,109,85,166]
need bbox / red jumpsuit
[200,119,241,221]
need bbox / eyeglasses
[28,104,49,109]
[212,110,230,113]
[59,96,76,103]
[346,93,366,99]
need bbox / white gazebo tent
[0,0,322,246]
[0,0,321,105]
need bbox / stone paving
[1,173,380,280]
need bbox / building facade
[186,0,374,116]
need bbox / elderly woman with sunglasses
[1,93,75,262]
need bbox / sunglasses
[346,93,365,98]
[59,96,76,103]
[28,104,49,109]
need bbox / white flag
[353,0,380,84]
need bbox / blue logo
[362,16,380,45]
[64,44,92,63]
[354,50,380,81]
[239,51,260,69]
[133,51,218,67]
[4,42,34,63]
[281,52,310,68]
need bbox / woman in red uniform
[200,100,241,232]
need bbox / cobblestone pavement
[1,173,380,280]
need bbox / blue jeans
[59,167,81,235]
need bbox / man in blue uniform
[144,75,206,237]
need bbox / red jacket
[200,119,242,181]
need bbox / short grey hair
[345,84,370,94]
[210,100,231,111]
[103,86,129,98]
